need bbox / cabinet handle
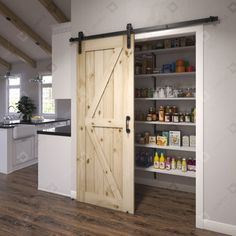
[126,116,131,134]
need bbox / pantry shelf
[135,97,196,101]
[135,121,196,126]
[134,72,195,79]
[136,166,196,178]
[135,46,196,56]
[135,143,195,152]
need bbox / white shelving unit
[135,46,195,56]
[135,121,195,126]
[136,166,196,178]
[135,97,195,101]
[135,143,195,152]
[134,34,196,183]
[134,72,195,79]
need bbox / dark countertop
[0,118,70,129]
[37,125,71,137]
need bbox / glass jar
[185,113,191,123]
[173,113,179,123]
[164,113,171,122]
[159,87,165,98]
[146,114,152,121]
[159,106,165,122]
[179,113,185,122]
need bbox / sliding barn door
[77,35,134,213]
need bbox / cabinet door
[77,35,134,213]
[52,24,71,99]
[13,136,35,166]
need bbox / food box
[182,135,190,147]
[169,131,181,146]
[149,136,156,145]
[190,135,196,147]
[162,131,169,145]
[156,136,168,146]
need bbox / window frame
[39,73,56,118]
[6,74,21,115]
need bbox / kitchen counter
[37,125,71,137]
[0,118,70,128]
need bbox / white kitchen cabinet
[52,22,72,99]
[0,128,37,174]
[38,134,71,197]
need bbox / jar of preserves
[146,114,152,121]
[164,113,171,122]
[185,113,191,123]
[172,113,179,123]
[159,106,165,122]
[179,113,185,122]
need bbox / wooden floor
[0,165,225,236]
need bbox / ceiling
[0,0,71,67]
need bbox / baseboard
[70,190,77,199]
[38,187,71,198]
[204,219,236,236]
[10,159,38,174]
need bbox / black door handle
[126,116,131,134]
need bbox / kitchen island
[37,125,72,197]
[0,119,70,174]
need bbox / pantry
[74,18,213,227]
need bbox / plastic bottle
[182,158,187,172]
[159,153,165,170]
[153,152,159,169]
[177,158,182,170]
[171,157,176,170]
[166,157,171,170]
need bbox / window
[40,75,55,115]
[8,76,21,113]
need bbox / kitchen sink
[13,125,36,139]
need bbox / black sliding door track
[70,16,219,53]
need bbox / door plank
[77,47,86,202]
[85,118,123,128]
[87,126,122,201]
[87,47,122,118]
[122,36,134,213]
[94,51,105,195]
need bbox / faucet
[8,105,17,113]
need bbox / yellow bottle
[159,153,165,170]
[182,158,187,173]
[153,152,159,169]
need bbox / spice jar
[146,114,152,121]
[179,113,185,122]
[165,113,171,122]
[159,106,165,122]
[185,113,191,123]
[139,137,145,144]
[172,113,179,123]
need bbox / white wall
[71,0,236,232]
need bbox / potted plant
[16,96,36,122]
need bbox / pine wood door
[77,35,134,213]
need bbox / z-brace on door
[77,35,134,213]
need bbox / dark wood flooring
[0,165,225,236]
